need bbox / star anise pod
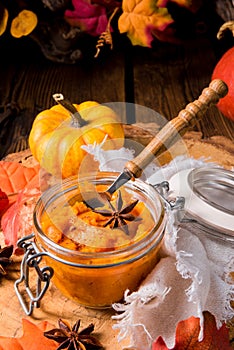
[44,319,103,350]
[93,190,142,235]
[0,245,13,275]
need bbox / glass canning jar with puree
[16,173,168,312]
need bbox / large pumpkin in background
[212,21,234,121]
[212,47,234,121]
[29,99,125,178]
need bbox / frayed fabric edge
[175,250,206,341]
[222,257,234,324]
[112,285,171,348]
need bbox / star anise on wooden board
[93,190,142,235]
[44,319,103,350]
[0,245,13,275]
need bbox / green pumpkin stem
[53,93,87,127]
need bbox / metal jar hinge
[14,234,54,316]
[153,181,185,212]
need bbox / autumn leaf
[118,0,174,47]
[0,161,51,252]
[10,10,38,38]
[0,161,40,247]
[152,311,232,349]
[118,0,203,47]
[65,0,109,36]
[0,161,40,198]
[1,188,41,252]
[0,189,9,216]
[0,4,8,36]
[0,319,57,350]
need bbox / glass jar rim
[33,172,166,265]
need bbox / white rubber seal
[169,168,234,234]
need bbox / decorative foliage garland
[0,0,205,62]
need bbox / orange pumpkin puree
[38,186,163,307]
[41,187,155,252]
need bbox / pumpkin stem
[217,21,234,40]
[53,93,87,127]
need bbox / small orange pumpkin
[29,95,124,178]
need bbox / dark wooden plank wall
[0,43,126,158]
[0,0,233,159]
[132,37,234,139]
[132,0,234,138]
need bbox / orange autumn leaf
[10,10,38,38]
[118,0,203,47]
[0,319,58,350]
[118,0,174,47]
[0,5,8,36]
[0,161,40,197]
[1,188,41,251]
[0,161,50,252]
[0,189,9,216]
[152,311,232,349]
[0,338,23,350]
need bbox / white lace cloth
[82,142,234,349]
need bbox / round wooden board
[123,123,234,169]
[4,124,234,169]
[0,123,233,348]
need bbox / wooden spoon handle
[124,79,228,178]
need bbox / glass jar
[16,173,168,313]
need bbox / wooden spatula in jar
[82,79,228,209]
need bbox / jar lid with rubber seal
[169,166,234,242]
